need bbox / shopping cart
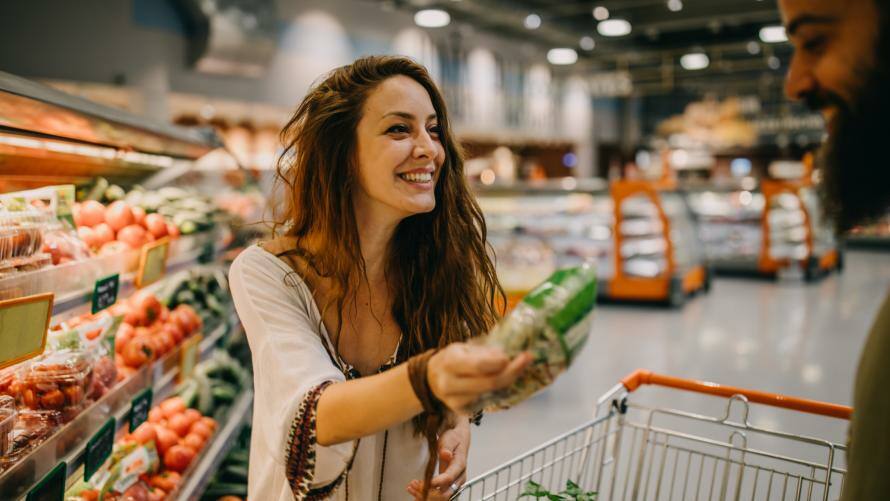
[453,369,851,501]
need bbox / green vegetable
[221,464,248,483]
[201,482,248,498]
[520,480,597,501]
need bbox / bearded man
[779,0,890,497]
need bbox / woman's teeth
[399,172,432,183]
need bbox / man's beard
[816,12,890,232]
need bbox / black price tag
[198,241,215,264]
[91,274,119,314]
[26,461,66,501]
[129,388,153,432]
[85,418,115,481]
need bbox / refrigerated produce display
[478,179,709,307]
[685,179,842,280]
[846,211,890,249]
[0,73,254,501]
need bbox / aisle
[469,250,890,476]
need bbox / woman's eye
[387,124,410,134]
[428,125,442,137]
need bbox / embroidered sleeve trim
[285,380,355,500]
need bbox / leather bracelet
[407,349,443,414]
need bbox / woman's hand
[406,418,471,500]
[427,343,532,414]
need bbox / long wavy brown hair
[273,55,503,374]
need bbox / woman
[229,55,531,501]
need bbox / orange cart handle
[621,369,852,420]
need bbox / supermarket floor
[469,250,890,477]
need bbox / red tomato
[133,206,147,226]
[189,421,214,441]
[77,226,98,249]
[166,223,180,239]
[182,408,202,427]
[198,416,217,432]
[160,397,186,419]
[79,200,106,227]
[154,425,180,457]
[131,422,158,445]
[148,471,181,491]
[148,407,165,424]
[117,224,147,250]
[122,336,153,368]
[167,414,191,438]
[93,223,115,247]
[163,445,195,472]
[144,214,168,239]
[105,201,135,231]
[182,432,205,451]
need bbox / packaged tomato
[0,395,15,458]
[0,408,60,472]
[20,350,93,417]
[0,365,24,401]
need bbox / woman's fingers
[432,448,466,489]
[445,345,510,376]
[441,352,534,395]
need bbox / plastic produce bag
[474,264,597,412]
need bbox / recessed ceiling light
[414,9,450,28]
[667,0,683,12]
[547,48,578,65]
[579,36,596,51]
[592,6,609,21]
[524,13,542,30]
[767,55,781,69]
[759,25,788,43]
[746,41,761,54]
[680,52,709,70]
[597,19,631,37]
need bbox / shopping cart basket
[454,369,851,501]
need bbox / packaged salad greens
[474,264,597,412]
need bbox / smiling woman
[228,56,531,501]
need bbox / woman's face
[354,75,446,223]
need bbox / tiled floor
[469,250,890,483]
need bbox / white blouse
[229,245,429,500]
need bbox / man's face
[779,0,889,230]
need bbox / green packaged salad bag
[474,264,597,412]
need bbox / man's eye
[803,36,827,53]
[387,124,410,134]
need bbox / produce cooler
[0,71,254,500]
[685,179,841,280]
[477,179,709,307]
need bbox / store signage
[136,238,169,288]
[129,388,153,432]
[85,418,115,481]
[26,461,66,501]
[0,292,54,370]
[91,273,120,314]
[179,334,203,383]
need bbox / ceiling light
[524,13,541,30]
[547,48,578,65]
[597,19,631,37]
[579,36,595,51]
[759,25,787,43]
[667,0,683,12]
[414,9,450,28]
[767,55,781,69]
[592,6,609,21]
[680,52,709,70]
[746,41,761,55]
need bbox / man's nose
[785,52,816,101]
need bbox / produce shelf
[173,387,253,501]
[0,229,225,323]
[0,316,236,500]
